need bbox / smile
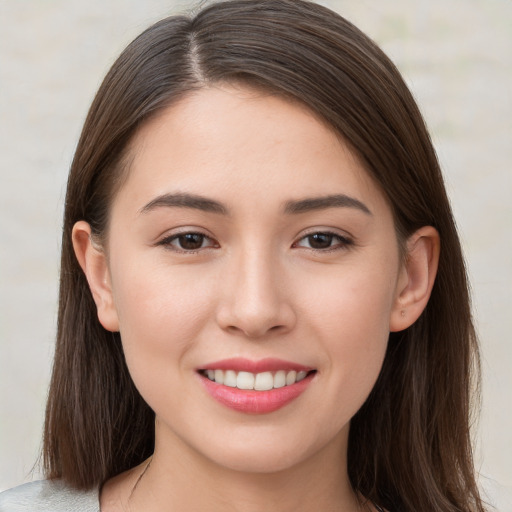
[197,358,316,414]
[200,369,309,390]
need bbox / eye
[294,232,352,251]
[159,232,218,252]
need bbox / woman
[0,0,486,510]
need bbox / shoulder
[0,480,99,512]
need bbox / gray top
[0,480,391,511]
[0,480,99,512]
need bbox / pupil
[179,234,204,250]
[308,233,332,249]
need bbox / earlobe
[389,226,440,332]
[72,221,120,332]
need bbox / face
[88,85,410,474]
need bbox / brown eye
[294,232,352,251]
[160,232,217,252]
[307,233,334,249]
[177,233,206,250]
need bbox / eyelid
[292,228,355,251]
[154,226,354,253]
[156,227,219,253]
[294,226,354,240]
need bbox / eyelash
[292,231,354,252]
[158,232,219,253]
[157,230,353,254]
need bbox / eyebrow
[284,194,372,215]
[140,193,228,215]
[139,192,371,217]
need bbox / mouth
[198,368,313,391]
[197,358,317,414]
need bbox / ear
[389,226,440,332]
[72,221,120,332]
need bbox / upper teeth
[204,369,309,391]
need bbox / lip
[199,357,313,373]
[197,358,315,414]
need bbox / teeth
[203,369,310,390]
[286,370,297,386]
[224,370,237,388]
[254,371,273,391]
[237,371,255,390]
[273,370,286,388]
[296,370,307,382]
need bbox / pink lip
[197,358,315,414]
[200,357,313,373]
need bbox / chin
[208,449,304,475]
[197,424,344,476]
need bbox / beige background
[1,0,511,509]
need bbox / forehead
[114,85,388,218]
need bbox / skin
[73,85,439,512]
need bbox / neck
[119,423,362,512]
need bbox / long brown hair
[43,1,485,510]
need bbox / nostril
[215,296,297,338]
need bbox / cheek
[303,257,397,339]
[109,260,216,384]
[300,261,396,408]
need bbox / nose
[215,248,296,339]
